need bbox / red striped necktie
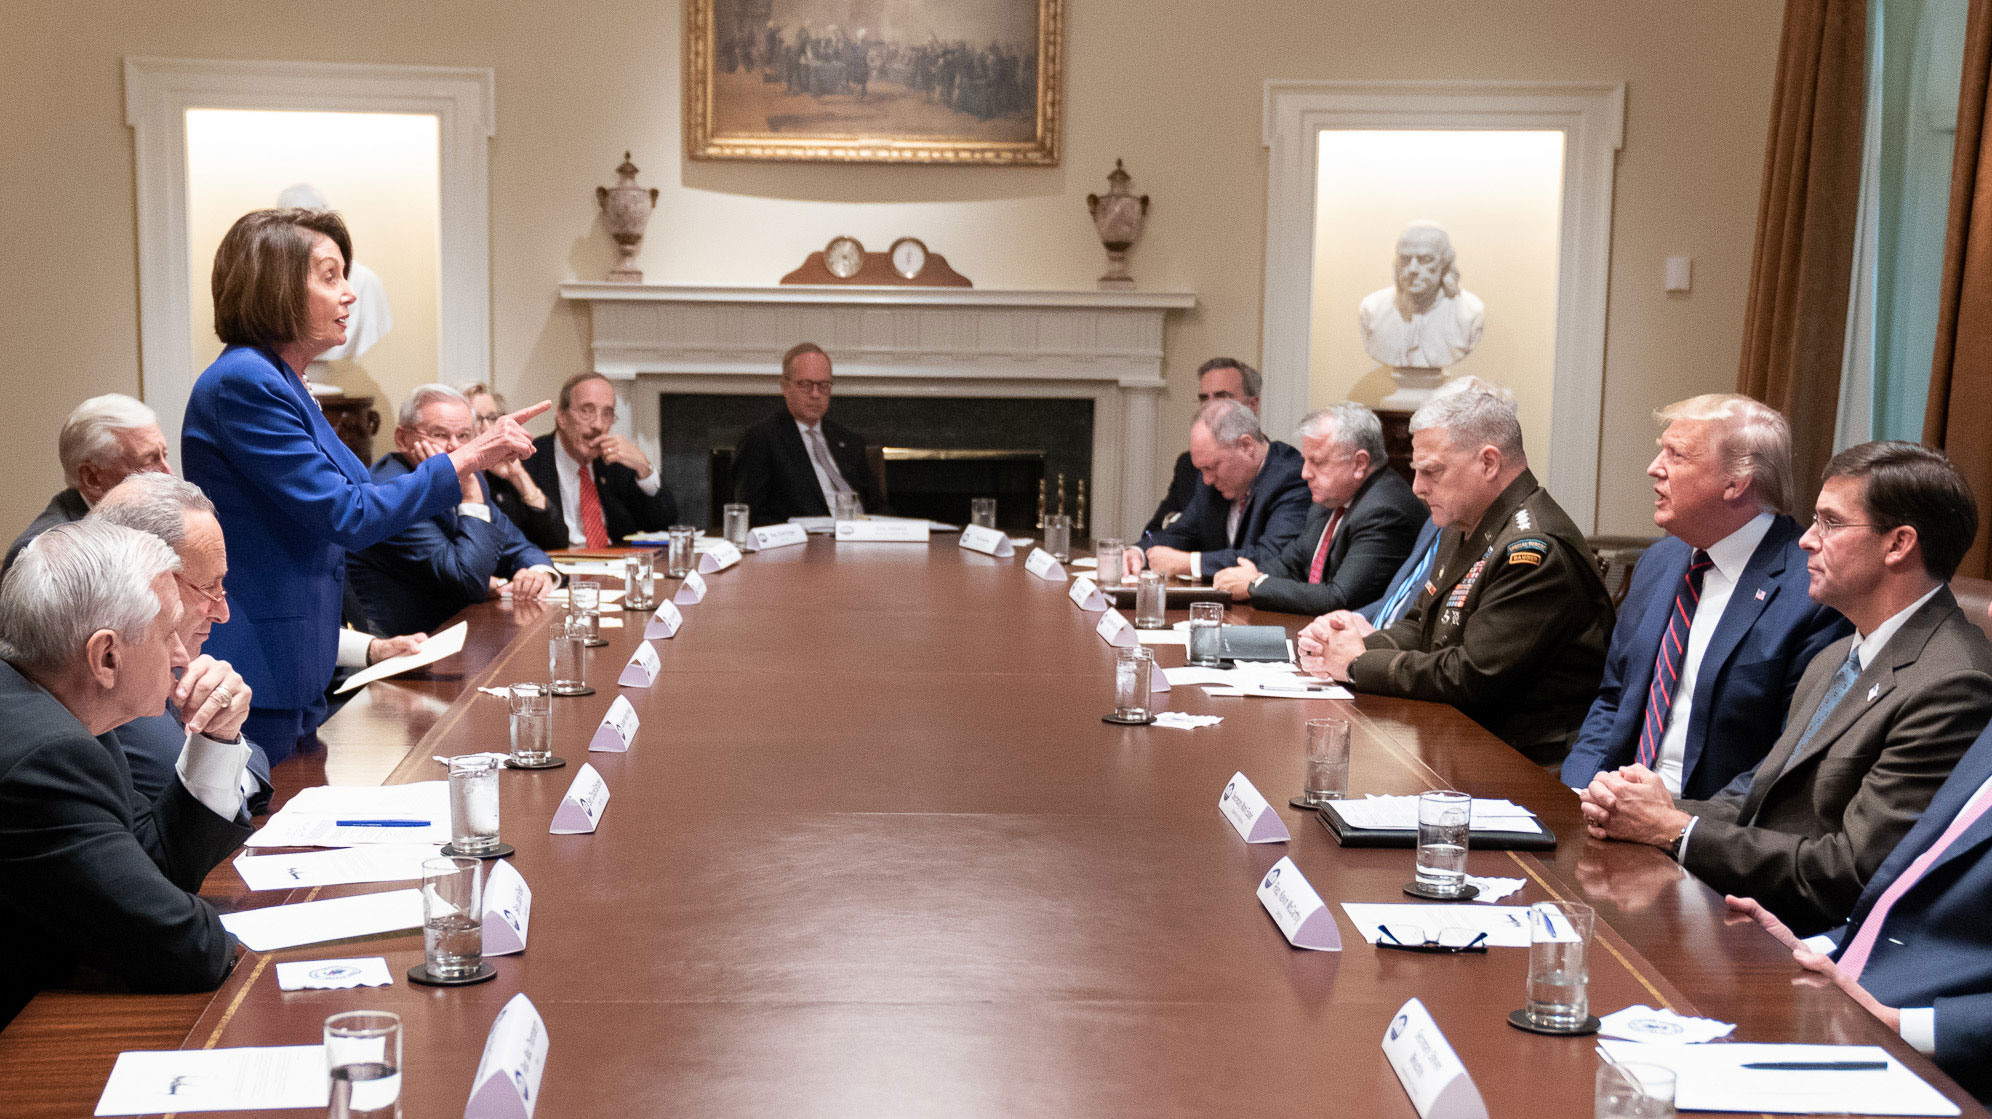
[1635,550,1713,768]
[576,464,611,548]
[1305,506,1347,584]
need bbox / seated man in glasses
[522,373,677,548]
[732,343,884,527]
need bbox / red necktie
[1306,506,1347,584]
[1636,550,1713,768]
[1839,777,1992,979]
[576,465,611,548]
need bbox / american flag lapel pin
[1867,684,1880,702]
[1755,589,1767,601]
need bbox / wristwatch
[1666,819,1692,860]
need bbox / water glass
[970,497,998,529]
[1045,514,1072,562]
[1304,717,1351,803]
[1094,538,1125,587]
[507,682,552,766]
[549,615,588,695]
[1414,790,1472,896]
[833,491,864,521]
[723,503,751,546]
[1112,646,1154,721]
[1595,1060,1676,1119]
[569,579,602,645]
[325,1010,401,1119]
[623,550,654,610]
[1133,570,1166,629]
[447,755,500,854]
[421,856,483,980]
[1527,899,1597,1031]
[1186,601,1225,667]
[666,525,695,578]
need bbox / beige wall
[0,0,1780,540]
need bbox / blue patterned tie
[1375,536,1439,627]
[1781,645,1864,775]
[1636,550,1713,768]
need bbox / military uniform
[1347,469,1614,766]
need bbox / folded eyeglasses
[1375,925,1489,954]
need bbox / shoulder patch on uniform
[1514,509,1533,531]
[1506,537,1548,566]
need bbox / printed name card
[465,992,548,1119]
[1095,609,1138,648]
[1024,548,1066,580]
[588,695,639,752]
[481,860,532,955]
[836,518,931,542]
[1068,575,1109,611]
[958,524,1015,557]
[549,763,610,834]
[1380,998,1489,1119]
[644,600,683,640]
[1255,856,1342,950]
[673,569,708,605]
[1219,772,1290,843]
[747,523,807,550]
[698,541,742,573]
[618,641,660,688]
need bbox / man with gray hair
[1212,402,1425,615]
[1143,357,1264,536]
[4,394,172,573]
[348,385,557,637]
[1128,398,1311,581]
[1298,378,1614,766]
[0,520,253,1025]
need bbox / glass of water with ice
[325,1010,401,1119]
[1413,790,1472,896]
[1527,899,1597,1031]
[421,856,484,981]
[1186,601,1225,667]
[446,755,501,855]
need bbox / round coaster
[504,756,567,770]
[406,961,497,987]
[622,601,655,613]
[1101,713,1157,726]
[439,841,515,860]
[584,638,609,648]
[1402,879,1480,902]
[550,685,595,697]
[1290,796,1343,811]
[1506,1009,1601,1036]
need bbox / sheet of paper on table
[1204,682,1354,700]
[234,844,443,891]
[275,956,394,991]
[219,888,423,951]
[1135,629,1188,646]
[1595,1041,1960,1116]
[333,621,467,694]
[1069,557,1098,569]
[1329,795,1542,834]
[94,1044,329,1116]
[1339,903,1536,948]
[550,559,626,579]
[541,586,625,603]
[787,516,836,534]
[245,782,451,847]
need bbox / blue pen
[335,819,432,827]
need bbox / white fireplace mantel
[558,283,1197,537]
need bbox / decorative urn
[1086,159,1149,291]
[595,152,660,283]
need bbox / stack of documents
[332,621,466,694]
[234,844,442,890]
[1328,795,1543,835]
[245,782,451,847]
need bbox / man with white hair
[3,394,171,573]
[1298,378,1614,766]
[1127,398,1311,581]
[0,520,253,1025]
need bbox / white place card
[644,600,683,639]
[836,517,931,542]
[674,569,708,605]
[958,524,1015,557]
[1255,856,1341,950]
[698,540,742,573]
[1024,548,1067,580]
[466,993,549,1119]
[618,641,660,687]
[1068,574,1108,610]
[1381,998,1490,1119]
[589,695,639,752]
[747,522,807,550]
[1219,772,1290,843]
[481,860,532,956]
[1095,609,1138,648]
[550,763,610,834]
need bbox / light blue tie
[1781,645,1864,775]
[1375,537,1439,627]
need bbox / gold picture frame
[685,0,1062,165]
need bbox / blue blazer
[1561,516,1849,798]
[182,345,461,715]
[1138,440,1311,574]
[348,454,554,637]
[1358,516,1442,626]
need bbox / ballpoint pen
[335,819,433,827]
[1740,1061,1888,1071]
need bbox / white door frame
[1260,79,1624,529]
[124,57,495,447]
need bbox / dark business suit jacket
[1561,517,1852,798]
[0,661,249,1027]
[1679,588,1992,935]
[2,487,88,575]
[1247,468,1425,616]
[1138,440,1311,574]
[348,454,554,637]
[484,472,570,553]
[732,408,883,526]
[1358,517,1443,625]
[523,433,678,545]
[1142,451,1202,537]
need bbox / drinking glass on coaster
[1512,899,1600,1034]
[1405,790,1476,899]
[548,615,593,696]
[503,682,562,773]
[410,857,494,986]
[970,497,998,529]
[325,1010,401,1119]
[723,503,751,547]
[1186,601,1225,667]
[623,550,655,611]
[1044,514,1072,562]
[833,491,865,521]
[1594,1059,1675,1119]
[1104,645,1156,725]
[666,525,695,578]
[442,755,513,858]
[1094,538,1124,587]
[569,579,606,647]
[1291,716,1351,810]
[1133,569,1167,629]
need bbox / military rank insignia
[1505,538,1549,568]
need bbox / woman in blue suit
[183,208,547,764]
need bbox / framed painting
[685,0,1062,164]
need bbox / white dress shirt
[1653,512,1775,793]
[554,438,661,548]
[175,729,251,820]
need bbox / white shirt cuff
[1672,815,1701,862]
[636,470,661,496]
[1898,1007,1936,1054]
[337,627,372,668]
[1801,933,1839,954]
[176,729,251,820]
[529,563,560,582]
[458,502,491,521]
[1190,553,1203,579]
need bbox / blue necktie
[1375,537,1439,627]
[1781,645,1864,775]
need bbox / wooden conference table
[0,538,1980,1117]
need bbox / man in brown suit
[1580,442,1992,936]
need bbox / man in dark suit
[1563,395,1850,798]
[732,342,883,526]
[1582,441,1992,935]
[350,386,558,637]
[0,521,254,1026]
[1143,358,1261,537]
[1212,401,1424,615]
[1358,516,1442,628]
[524,372,677,547]
[1128,399,1311,581]
[4,393,172,574]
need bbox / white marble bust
[1357,222,1484,372]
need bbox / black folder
[1313,801,1559,850]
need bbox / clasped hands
[174,655,251,740]
[1295,611,1373,682]
[1576,764,1692,848]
